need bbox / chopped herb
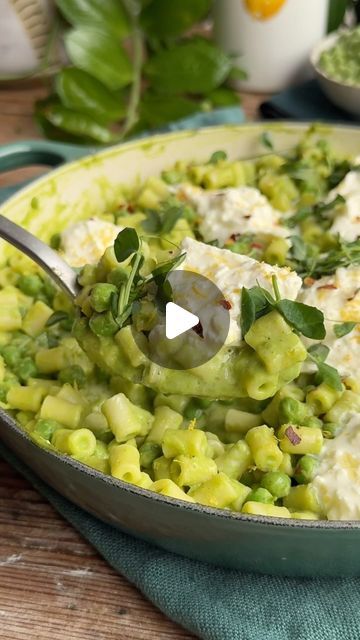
[141,201,185,235]
[285,194,345,229]
[260,131,273,150]
[307,344,343,391]
[208,150,227,164]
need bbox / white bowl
[311,30,360,119]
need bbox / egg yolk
[244,0,286,20]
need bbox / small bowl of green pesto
[311,27,360,119]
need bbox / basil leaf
[317,362,343,391]
[140,0,211,38]
[56,0,130,38]
[56,68,126,123]
[145,39,232,94]
[161,206,183,234]
[208,150,227,164]
[333,322,357,338]
[307,344,330,364]
[260,132,273,150]
[139,93,197,128]
[45,311,69,327]
[276,300,326,340]
[240,287,255,337]
[206,87,240,107]
[114,228,140,262]
[65,27,133,91]
[41,104,117,143]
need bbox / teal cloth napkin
[1,105,360,640]
[260,79,359,123]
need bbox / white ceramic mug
[213,0,329,92]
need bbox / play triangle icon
[165,302,199,340]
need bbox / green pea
[16,357,38,382]
[139,441,162,468]
[208,150,227,164]
[58,365,86,387]
[246,487,274,504]
[50,233,61,250]
[2,345,22,368]
[279,397,312,426]
[90,283,117,313]
[107,267,128,287]
[304,416,323,429]
[162,170,184,185]
[17,274,43,296]
[184,399,203,420]
[89,311,118,337]
[78,264,98,287]
[294,455,319,484]
[0,375,19,402]
[260,471,291,498]
[43,279,56,302]
[33,418,61,441]
[322,422,341,439]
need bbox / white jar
[214,0,329,92]
[0,0,55,77]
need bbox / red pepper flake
[192,321,204,338]
[318,284,337,290]
[230,233,240,242]
[219,299,232,310]
[250,243,263,250]
[304,277,315,287]
[285,425,301,446]
[127,203,135,213]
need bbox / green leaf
[208,150,227,165]
[307,344,330,364]
[260,132,273,150]
[276,300,326,340]
[227,67,248,82]
[139,93,197,128]
[327,0,347,32]
[150,253,186,283]
[141,210,162,234]
[145,39,232,94]
[206,87,240,107]
[248,286,272,316]
[140,0,211,38]
[56,68,126,123]
[317,362,343,391]
[65,27,133,91]
[114,228,140,262]
[45,311,69,327]
[240,287,255,337]
[56,0,130,37]
[161,206,183,234]
[40,104,117,143]
[333,322,357,338]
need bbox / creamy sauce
[178,184,289,244]
[312,413,360,520]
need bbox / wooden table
[0,85,266,640]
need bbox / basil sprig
[240,276,325,341]
[35,0,243,143]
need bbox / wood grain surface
[0,83,266,640]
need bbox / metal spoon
[0,214,79,299]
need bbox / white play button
[165,302,199,340]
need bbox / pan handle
[0,140,92,203]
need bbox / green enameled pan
[1,123,360,577]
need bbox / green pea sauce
[319,26,360,87]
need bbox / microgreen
[333,322,357,338]
[45,310,69,327]
[260,131,274,151]
[240,279,325,340]
[307,344,343,391]
[141,201,185,235]
[285,194,345,229]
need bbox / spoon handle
[0,215,79,299]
